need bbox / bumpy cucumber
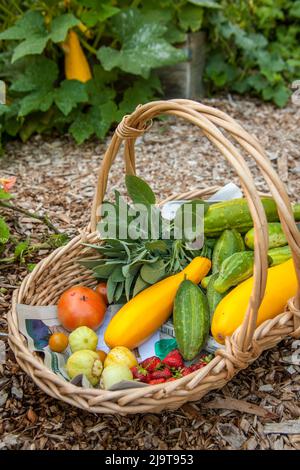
[201,275,212,289]
[207,273,227,319]
[204,198,300,237]
[214,251,255,294]
[245,223,287,249]
[173,279,210,361]
[245,222,300,250]
[212,229,245,273]
[268,245,292,266]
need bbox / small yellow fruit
[104,346,137,369]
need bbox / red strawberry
[149,367,172,380]
[166,377,177,382]
[190,361,206,372]
[181,366,193,376]
[141,356,161,372]
[148,378,166,385]
[131,365,148,383]
[162,349,184,369]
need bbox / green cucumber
[204,198,300,237]
[201,275,212,289]
[173,279,209,361]
[206,273,227,319]
[268,245,292,266]
[245,222,286,249]
[212,229,245,273]
[245,222,300,250]
[214,251,255,294]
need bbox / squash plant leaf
[50,14,80,43]
[54,80,89,116]
[10,57,59,93]
[97,8,187,78]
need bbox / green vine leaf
[97,9,187,78]
[50,14,80,43]
[54,80,89,116]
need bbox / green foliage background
[0,0,299,149]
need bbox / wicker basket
[8,99,300,415]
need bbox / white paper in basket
[16,183,240,390]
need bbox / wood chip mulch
[0,96,300,450]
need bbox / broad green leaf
[69,112,94,144]
[54,80,88,116]
[0,11,46,41]
[125,175,156,205]
[97,9,186,78]
[116,75,161,121]
[89,102,117,139]
[178,5,204,32]
[164,25,186,44]
[18,90,54,117]
[0,217,10,244]
[272,85,291,107]
[50,14,79,43]
[81,5,120,26]
[11,57,58,92]
[12,34,49,63]
[69,100,117,143]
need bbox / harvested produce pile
[1,97,300,450]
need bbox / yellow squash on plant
[211,258,298,344]
[62,30,92,83]
[105,257,211,350]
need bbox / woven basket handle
[90,99,300,353]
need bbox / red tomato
[57,285,106,331]
[95,282,108,304]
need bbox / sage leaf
[133,275,149,297]
[107,276,118,304]
[93,263,118,278]
[125,273,136,301]
[125,175,156,205]
[140,259,166,284]
[115,281,124,302]
[111,265,126,282]
[145,240,168,253]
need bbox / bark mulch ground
[0,96,300,450]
